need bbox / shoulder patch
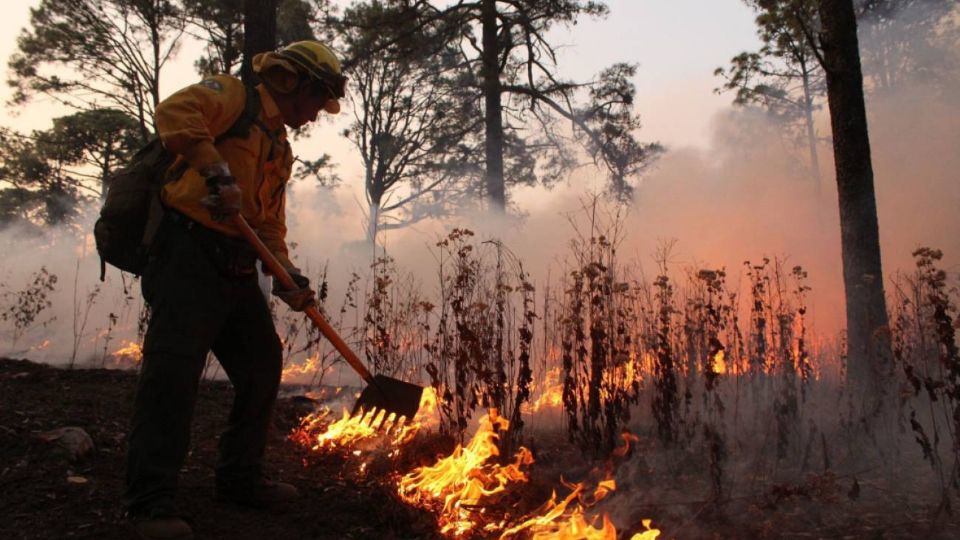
[198,79,223,92]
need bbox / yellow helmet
[277,40,347,99]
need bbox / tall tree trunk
[221,20,243,74]
[368,197,381,244]
[481,0,506,212]
[800,62,822,196]
[100,152,111,201]
[818,0,892,411]
[144,0,162,140]
[151,11,161,111]
[242,0,279,85]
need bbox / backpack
[94,83,263,280]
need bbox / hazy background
[0,0,957,370]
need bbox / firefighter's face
[283,81,336,129]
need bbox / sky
[546,0,761,149]
[0,0,762,150]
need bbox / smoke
[290,75,957,342]
[0,209,141,365]
[1,16,957,369]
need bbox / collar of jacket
[256,83,285,132]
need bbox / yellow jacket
[156,74,296,272]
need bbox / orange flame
[526,367,564,414]
[500,479,616,539]
[630,520,662,540]
[398,409,534,536]
[712,349,727,375]
[281,351,325,384]
[501,477,661,540]
[500,430,657,540]
[110,340,143,368]
[292,386,438,453]
[293,394,661,539]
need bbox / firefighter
[124,41,346,540]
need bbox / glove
[199,162,242,221]
[273,271,317,312]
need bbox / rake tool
[232,215,425,425]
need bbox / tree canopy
[335,1,482,240]
[9,0,185,142]
[716,0,826,186]
[1,0,665,234]
[330,0,661,218]
[0,109,140,228]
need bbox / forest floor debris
[2,357,959,539]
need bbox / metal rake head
[351,374,424,423]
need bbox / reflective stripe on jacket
[156,74,296,272]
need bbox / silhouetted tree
[856,0,958,93]
[186,0,317,77]
[338,1,661,211]
[183,0,245,75]
[241,0,279,84]
[716,0,826,190]
[467,0,661,209]
[336,1,481,241]
[276,0,318,44]
[0,109,140,227]
[9,0,185,143]
[817,0,892,410]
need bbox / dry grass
[5,201,959,528]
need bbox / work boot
[129,507,193,540]
[216,475,300,508]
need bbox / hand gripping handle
[230,215,374,383]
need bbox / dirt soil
[0,357,443,540]
[4,357,960,540]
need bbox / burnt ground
[3,356,960,540]
[0,357,442,540]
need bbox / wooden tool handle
[231,214,374,383]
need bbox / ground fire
[109,339,143,369]
[292,390,661,539]
[292,386,439,452]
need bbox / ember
[712,349,727,375]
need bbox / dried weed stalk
[424,229,534,445]
[560,199,641,455]
[892,247,960,510]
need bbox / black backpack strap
[213,82,284,159]
[215,83,263,144]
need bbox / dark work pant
[124,218,282,514]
